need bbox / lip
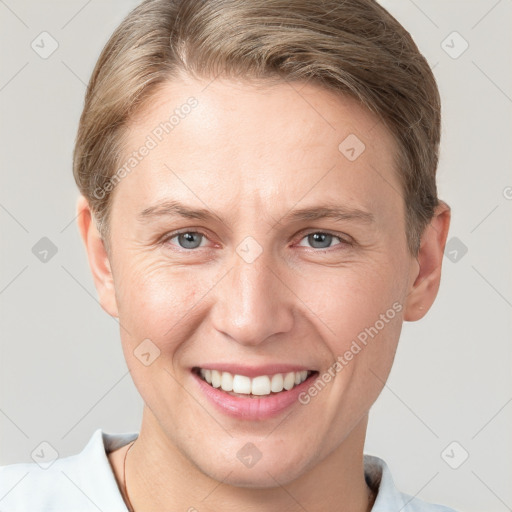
[191,367,318,420]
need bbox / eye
[296,231,348,250]
[161,229,351,252]
[164,230,208,250]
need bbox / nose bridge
[212,241,293,346]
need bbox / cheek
[114,261,208,402]
[295,259,404,345]
[115,257,212,348]
[331,262,405,388]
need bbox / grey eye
[305,232,335,249]
[175,232,204,249]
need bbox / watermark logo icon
[441,31,469,59]
[31,441,59,469]
[236,236,263,264]
[32,237,58,263]
[31,31,59,59]
[338,134,366,161]
[444,236,468,263]
[441,441,469,469]
[134,338,161,366]
[237,442,262,468]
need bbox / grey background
[1,1,511,511]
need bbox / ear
[403,200,451,321]
[76,195,119,318]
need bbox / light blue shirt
[0,429,458,511]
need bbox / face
[86,76,427,487]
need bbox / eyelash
[160,229,352,252]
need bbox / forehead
[113,76,402,225]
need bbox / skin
[77,75,451,512]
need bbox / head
[75,0,450,488]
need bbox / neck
[124,406,375,512]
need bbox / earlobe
[76,195,119,318]
[403,201,451,322]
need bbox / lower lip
[192,371,318,420]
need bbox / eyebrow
[138,200,218,222]
[137,199,375,225]
[280,204,375,224]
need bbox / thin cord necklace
[122,441,136,512]
[122,441,376,512]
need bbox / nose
[211,247,294,347]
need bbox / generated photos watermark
[93,96,199,200]
[298,301,403,405]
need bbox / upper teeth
[199,369,310,395]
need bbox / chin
[195,450,311,489]
[217,468,303,489]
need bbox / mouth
[192,367,318,398]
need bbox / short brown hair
[73,0,441,256]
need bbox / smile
[194,367,315,397]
